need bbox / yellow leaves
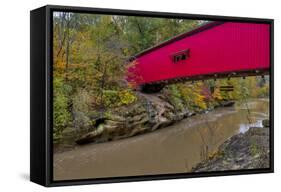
[118,90,137,106]
[176,82,208,110]
[212,88,223,100]
[102,89,137,108]
[123,48,130,56]
[55,59,65,69]
[194,91,207,110]
[257,84,269,97]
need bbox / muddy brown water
[53,99,269,181]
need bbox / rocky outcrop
[192,121,270,172]
[74,92,236,145]
[75,93,194,145]
[53,89,236,149]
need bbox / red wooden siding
[127,21,270,86]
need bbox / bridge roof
[130,21,224,61]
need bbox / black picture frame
[30,4,274,187]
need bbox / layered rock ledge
[74,93,234,145]
[192,119,270,172]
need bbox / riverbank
[55,91,235,152]
[192,119,270,172]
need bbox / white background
[0,0,279,191]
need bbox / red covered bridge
[127,21,270,92]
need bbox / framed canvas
[30,5,274,187]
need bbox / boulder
[75,124,105,145]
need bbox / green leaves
[53,78,72,141]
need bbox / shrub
[72,89,92,130]
[53,78,72,141]
[118,89,137,106]
[102,89,137,107]
[177,82,207,110]
[257,84,269,98]
[166,84,185,111]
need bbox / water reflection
[239,120,263,133]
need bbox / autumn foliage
[52,12,269,142]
